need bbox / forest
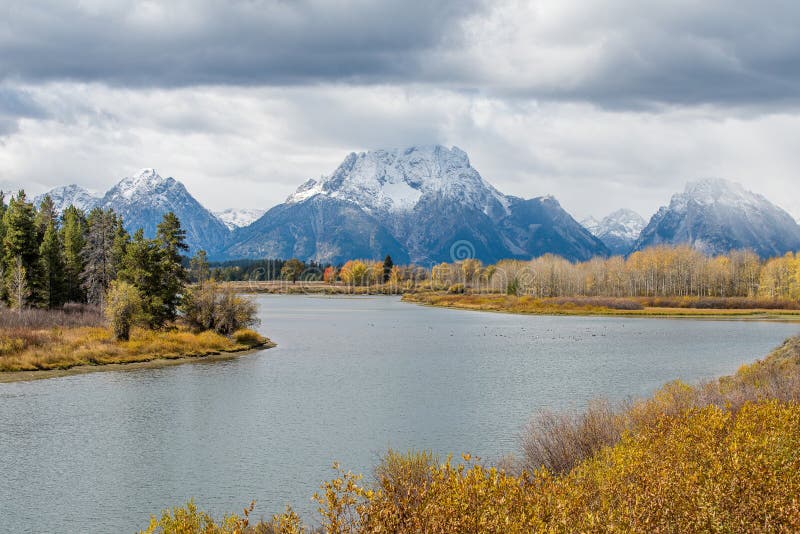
[0,190,264,373]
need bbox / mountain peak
[34,184,100,213]
[581,209,645,255]
[286,144,506,216]
[113,168,175,200]
[634,179,800,257]
[677,178,761,208]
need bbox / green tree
[281,258,304,284]
[118,229,162,327]
[81,208,120,305]
[104,280,143,341]
[3,191,42,306]
[39,220,66,308]
[382,254,394,283]
[61,205,87,303]
[155,212,188,325]
[35,195,57,238]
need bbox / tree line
[298,247,800,300]
[0,190,255,339]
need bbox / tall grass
[144,337,800,533]
[0,326,269,372]
[0,304,103,329]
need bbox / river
[1,295,798,532]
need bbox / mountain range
[581,209,646,256]
[32,146,800,263]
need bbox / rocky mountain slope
[98,169,230,254]
[581,209,646,255]
[632,178,800,257]
[34,184,100,214]
[225,145,608,264]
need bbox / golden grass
[144,337,800,533]
[0,326,269,372]
[404,292,800,319]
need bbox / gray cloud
[0,0,480,86]
[2,1,800,108]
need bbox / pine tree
[61,205,87,303]
[39,220,66,308]
[81,208,119,305]
[118,229,161,326]
[382,254,394,283]
[35,195,57,238]
[2,191,42,306]
[155,212,188,325]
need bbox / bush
[181,282,260,336]
[104,281,143,341]
[447,283,465,294]
[232,329,265,346]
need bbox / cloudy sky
[2,0,800,221]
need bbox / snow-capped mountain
[582,209,646,255]
[34,185,100,214]
[579,216,601,236]
[213,208,267,230]
[226,145,608,263]
[99,169,230,254]
[633,178,800,258]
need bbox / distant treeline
[208,258,330,282]
[232,246,800,300]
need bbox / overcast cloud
[1,0,800,221]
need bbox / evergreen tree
[81,208,120,305]
[2,191,42,306]
[39,220,66,308]
[382,254,394,283]
[155,212,188,325]
[0,191,7,255]
[118,229,162,326]
[35,195,57,238]
[61,205,87,303]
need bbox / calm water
[1,295,798,532]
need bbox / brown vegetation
[404,291,800,317]
[0,303,269,373]
[143,337,800,533]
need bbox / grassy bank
[0,306,272,376]
[0,326,271,374]
[403,292,800,319]
[144,337,800,533]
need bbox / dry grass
[145,337,800,533]
[0,304,104,329]
[0,326,269,372]
[404,292,800,318]
[521,336,800,475]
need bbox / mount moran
[34,145,800,263]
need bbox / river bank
[403,292,800,320]
[0,326,274,382]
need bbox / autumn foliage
[144,337,800,533]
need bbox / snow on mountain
[34,184,100,213]
[580,216,601,236]
[582,209,646,255]
[213,208,267,230]
[228,145,608,263]
[100,168,231,255]
[286,145,509,218]
[633,178,800,258]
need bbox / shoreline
[402,293,800,321]
[0,341,276,384]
